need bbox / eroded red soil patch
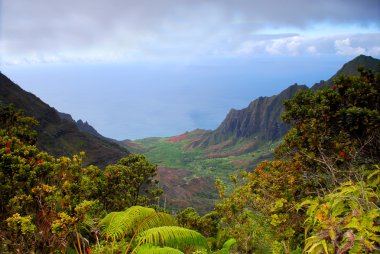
[166,133,189,143]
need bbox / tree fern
[137,211,177,234]
[135,244,184,254]
[99,206,176,241]
[217,238,237,254]
[136,226,209,252]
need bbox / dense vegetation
[215,68,380,253]
[0,105,162,253]
[1,68,379,253]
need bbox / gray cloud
[1,0,379,64]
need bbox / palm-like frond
[135,244,184,254]
[219,238,237,254]
[136,226,209,252]
[137,211,177,234]
[99,206,176,241]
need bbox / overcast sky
[1,0,379,139]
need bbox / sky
[0,0,379,140]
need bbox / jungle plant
[279,68,380,193]
[98,205,209,254]
[101,154,163,212]
[298,166,380,253]
[177,208,221,240]
[0,104,169,253]
[215,160,304,253]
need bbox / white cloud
[369,46,380,55]
[231,33,380,58]
[265,40,282,55]
[235,40,263,55]
[1,0,379,65]
[264,36,302,55]
[306,46,318,54]
[286,37,302,55]
[334,38,366,55]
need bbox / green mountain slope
[312,54,380,90]
[190,84,307,150]
[0,72,130,168]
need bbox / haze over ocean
[1,1,379,139]
[2,56,352,140]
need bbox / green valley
[132,131,277,181]
[124,130,281,214]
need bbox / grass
[134,135,280,183]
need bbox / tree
[177,208,221,242]
[177,207,201,230]
[101,154,163,212]
[278,68,380,193]
[0,105,102,252]
[215,161,303,253]
[0,104,38,144]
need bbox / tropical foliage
[96,205,226,254]
[0,105,163,253]
[101,154,162,212]
[299,167,380,253]
[279,67,380,192]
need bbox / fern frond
[99,211,127,241]
[99,206,177,242]
[137,212,177,235]
[99,206,154,241]
[219,238,237,253]
[136,226,209,252]
[135,245,184,254]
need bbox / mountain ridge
[185,55,379,152]
[312,54,380,90]
[0,72,129,168]
[191,83,308,149]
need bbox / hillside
[0,72,129,168]
[190,83,307,150]
[194,55,380,149]
[312,54,380,90]
[128,55,380,213]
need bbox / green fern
[135,245,184,254]
[99,206,176,241]
[217,238,237,254]
[136,226,209,252]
